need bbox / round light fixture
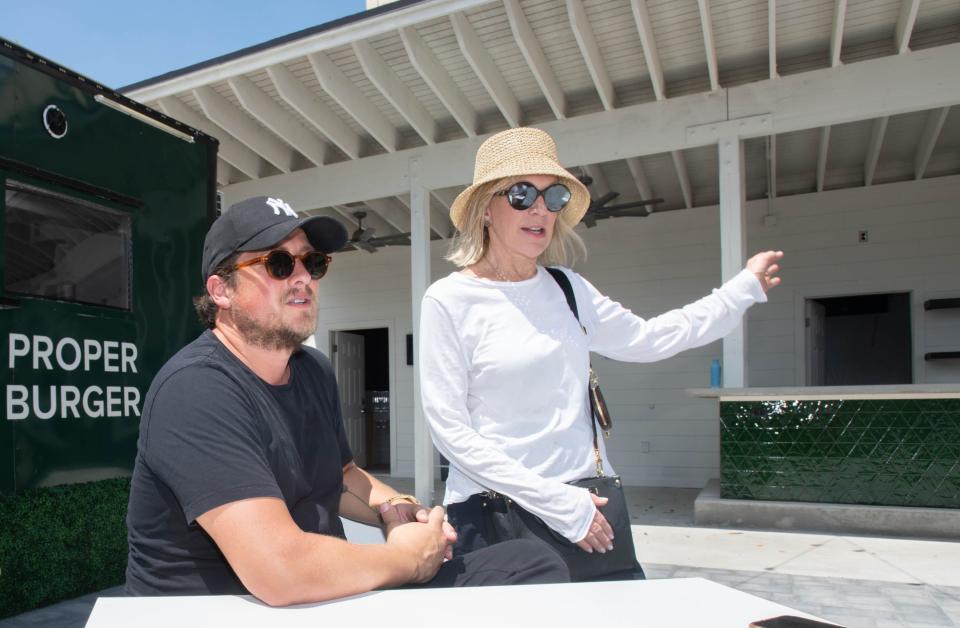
[43,104,68,139]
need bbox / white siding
[315,175,960,486]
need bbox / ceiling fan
[341,211,411,253]
[577,174,669,228]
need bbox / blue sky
[4,1,367,89]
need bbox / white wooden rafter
[218,44,960,209]
[503,0,566,120]
[671,150,693,209]
[352,39,438,145]
[228,75,328,167]
[626,157,654,201]
[399,26,478,137]
[895,0,921,54]
[914,107,950,180]
[830,0,848,68]
[450,12,522,127]
[308,51,398,153]
[266,64,362,160]
[156,96,262,179]
[566,0,615,111]
[863,116,889,186]
[816,125,831,192]
[193,85,295,173]
[123,0,497,103]
[363,197,412,233]
[697,0,720,91]
[215,158,231,186]
[630,0,666,101]
[768,0,778,79]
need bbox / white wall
[315,175,960,485]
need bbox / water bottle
[710,359,722,388]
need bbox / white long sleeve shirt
[419,266,766,543]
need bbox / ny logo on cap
[266,197,297,218]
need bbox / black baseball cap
[201,196,348,280]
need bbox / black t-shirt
[125,330,352,596]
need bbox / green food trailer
[0,37,218,616]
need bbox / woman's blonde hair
[446,176,587,268]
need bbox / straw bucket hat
[449,127,590,232]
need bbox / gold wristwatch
[384,494,420,506]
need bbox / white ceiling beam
[221,44,960,209]
[193,86,295,173]
[566,0,615,111]
[400,26,478,137]
[816,125,831,192]
[914,107,950,180]
[308,51,398,152]
[503,0,566,119]
[829,0,848,67]
[630,0,666,101]
[363,197,411,233]
[671,150,693,209]
[863,116,888,186]
[728,43,960,125]
[450,12,522,128]
[122,0,497,103]
[697,0,720,91]
[626,157,654,200]
[215,158,231,187]
[228,75,328,167]
[266,64,362,160]
[768,0,778,79]
[895,0,922,55]
[352,40,438,145]
[156,96,263,179]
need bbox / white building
[124,0,960,504]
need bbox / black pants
[414,538,570,587]
[447,494,645,583]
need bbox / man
[125,196,568,605]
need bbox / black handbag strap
[545,267,603,473]
[545,266,580,323]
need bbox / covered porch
[123,0,960,510]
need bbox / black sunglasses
[494,181,571,212]
[232,250,332,280]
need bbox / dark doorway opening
[805,293,912,386]
[342,327,390,472]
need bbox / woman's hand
[746,250,784,293]
[575,494,615,554]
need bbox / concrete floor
[3,484,958,628]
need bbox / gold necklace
[486,257,534,282]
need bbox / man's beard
[232,290,316,351]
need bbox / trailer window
[4,181,131,310]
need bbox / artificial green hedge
[0,477,130,619]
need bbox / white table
[86,577,834,628]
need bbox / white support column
[718,137,747,388]
[409,157,435,506]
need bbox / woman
[419,127,781,580]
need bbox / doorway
[805,293,912,385]
[330,327,390,472]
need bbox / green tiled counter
[691,386,960,508]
